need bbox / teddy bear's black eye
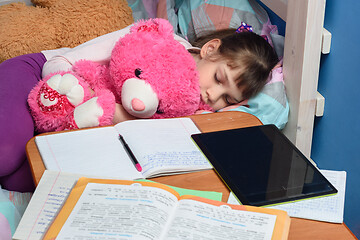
[135,68,142,78]
[156,106,164,114]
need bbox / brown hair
[191,29,279,100]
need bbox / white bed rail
[261,0,327,157]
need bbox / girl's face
[195,39,244,111]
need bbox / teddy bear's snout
[131,98,146,111]
[121,78,159,118]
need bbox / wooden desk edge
[25,111,357,240]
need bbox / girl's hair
[191,29,279,100]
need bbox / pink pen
[119,135,142,172]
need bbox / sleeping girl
[0,19,278,192]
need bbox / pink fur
[72,60,112,91]
[108,18,209,118]
[28,19,212,132]
[95,89,116,126]
[28,71,93,132]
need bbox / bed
[141,0,329,158]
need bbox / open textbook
[43,178,290,240]
[13,170,223,240]
[35,118,211,179]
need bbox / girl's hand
[112,103,137,124]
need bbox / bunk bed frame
[261,0,328,158]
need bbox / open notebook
[35,118,212,180]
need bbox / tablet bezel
[191,124,338,207]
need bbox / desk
[26,111,357,240]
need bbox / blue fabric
[224,93,289,129]
[128,0,289,129]
[177,0,263,41]
[0,187,32,236]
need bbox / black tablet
[191,124,337,207]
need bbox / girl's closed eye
[215,73,222,84]
[224,95,237,105]
[224,95,231,104]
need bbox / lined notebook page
[227,170,346,223]
[35,127,143,179]
[115,118,211,177]
[267,170,346,223]
[13,171,82,240]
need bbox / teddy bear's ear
[130,18,174,37]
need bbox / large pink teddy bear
[28,18,211,132]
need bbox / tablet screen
[191,125,337,206]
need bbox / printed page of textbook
[161,199,277,240]
[115,118,212,178]
[55,182,180,239]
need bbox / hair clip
[236,22,253,33]
[236,22,270,43]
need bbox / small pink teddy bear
[28,18,212,133]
